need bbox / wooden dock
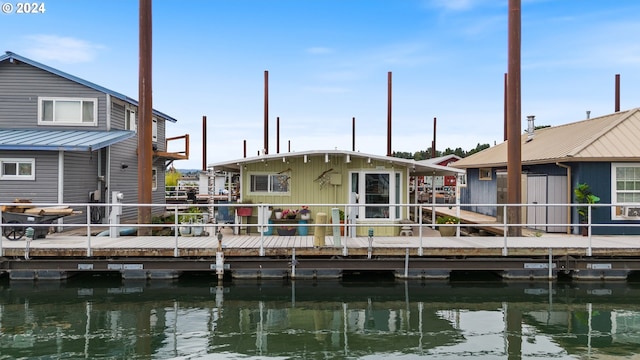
[3,226,640,282]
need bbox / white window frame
[611,162,640,220]
[152,117,158,143]
[125,108,137,131]
[152,167,158,191]
[350,170,401,220]
[479,168,492,180]
[0,158,35,180]
[249,172,290,194]
[38,97,98,126]
[458,173,467,187]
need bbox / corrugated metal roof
[453,108,640,168]
[209,149,465,176]
[0,51,177,123]
[0,129,135,151]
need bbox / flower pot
[298,220,308,236]
[192,225,204,237]
[275,211,283,220]
[438,227,456,237]
[300,213,311,220]
[179,225,191,236]
[277,227,296,236]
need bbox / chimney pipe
[432,117,436,158]
[264,70,269,154]
[202,116,207,171]
[352,117,356,152]
[586,110,591,119]
[243,140,247,158]
[276,116,280,154]
[387,71,392,156]
[526,115,535,141]
[615,73,620,112]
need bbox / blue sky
[2,0,640,168]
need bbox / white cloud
[22,35,104,63]
[424,0,497,12]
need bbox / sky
[2,0,640,169]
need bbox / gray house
[452,108,640,235]
[0,51,187,225]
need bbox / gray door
[526,175,547,231]
[547,175,568,233]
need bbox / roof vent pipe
[526,115,535,142]
[586,110,591,119]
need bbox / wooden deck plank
[3,231,640,258]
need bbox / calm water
[2,276,640,359]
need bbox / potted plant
[178,207,204,237]
[339,209,345,236]
[282,208,298,219]
[273,208,283,219]
[299,206,311,220]
[574,183,600,236]
[437,215,460,237]
[235,200,253,217]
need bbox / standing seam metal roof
[0,129,135,151]
[452,108,640,168]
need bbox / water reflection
[2,278,640,359]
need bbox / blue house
[0,51,188,226]
[452,108,640,235]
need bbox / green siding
[240,153,410,236]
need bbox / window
[479,168,492,180]
[250,173,289,193]
[349,171,401,220]
[0,158,35,180]
[612,163,640,219]
[152,117,158,143]
[458,173,467,187]
[152,167,157,191]
[125,108,136,131]
[38,97,97,126]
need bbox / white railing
[1,201,639,258]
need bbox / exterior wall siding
[62,151,99,225]
[460,168,498,216]
[0,61,107,130]
[109,101,168,221]
[1,60,172,228]
[239,154,409,236]
[572,162,640,235]
[0,150,58,203]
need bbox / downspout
[105,94,111,208]
[556,162,572,234]
[57,151,64,231]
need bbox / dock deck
[2,227,640,281]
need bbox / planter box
[237,207,253,217]
[277,227,296,236]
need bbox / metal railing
[2,201,639,258]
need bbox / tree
[165,167,182,188]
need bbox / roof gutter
[556,162,572,234]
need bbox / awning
[0,129,136,151]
